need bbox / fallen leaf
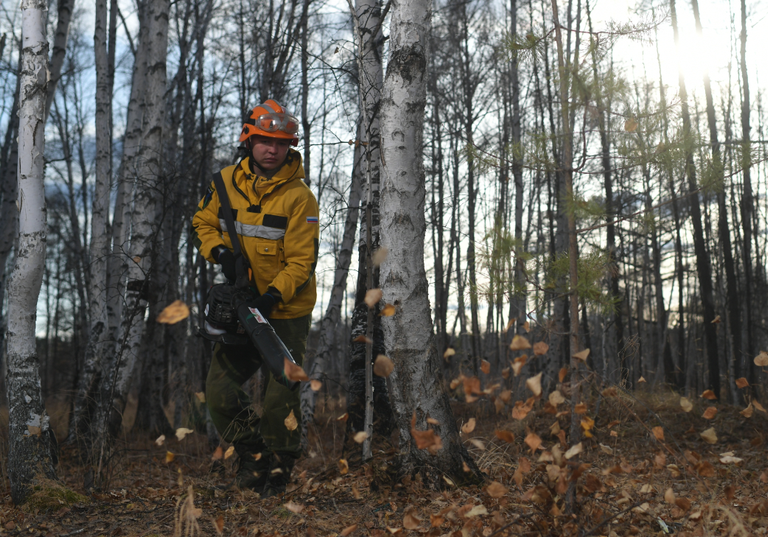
[702,407,717,420]
[340,524,357,536]
[740,404,754,418]
[155,435,166,446]
[700,428,718,444]
[486,481,507,498]
[166,451,175,463]
[336,412,349,422]
[512,400,533,420]
[574,402,587,414]
[284,410,298,431]
[379,303,396,316]
[697,461,715,476]
[652,427,664,441]
[284,358,309,381]
[403,512,420,530]
[214,515,224,535]
[533,341,549,355]
[443,347,456,359]
[559,367,568,383]
[310,379,322,391]
[624,118,638,132]
[157,300,190,324]
[176,428,194,441]
[195,392,206,403]
[510,335,531,351]
[411,414,442,451]
[735,377,749,389]
[664,488,676,504]
[353,431,368,444]
[495,430,515,443]
[564,442,583,460]
[581,416,595,437]
[468,438,485,451]
[364,288,383,308]
[465,505,488,518]
[719,452,743,464]
[701,389,717,400]
[524,432,542,453]
[680,397,693,412]
[480,360,491,374]
[755,351,768,367]
[572,348,590,361]
[284,501,304,514]
[526,372,542,396]
[463,376,481,395]
[549,390,565,406]
[754,400,766,413]
[500,389,512,403]
[638,376,646,383]
[374,355,394,377]
[211,446,223,460]
[461,418,476,434]
[427,417,440,425]
[711,315,721,324]
[675,497,692,511]
[224,445,235,459]
[511,355,527,376]
[339,459,349,475]
[372,247,388,266]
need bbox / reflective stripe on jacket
[192,150,319,319]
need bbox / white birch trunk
[378,0,478,483]
[67,0,112,444]
[94,0,169,467]
[6,0,57,505]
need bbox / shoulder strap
[212,170,250,289]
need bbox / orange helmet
[239,99,299,146]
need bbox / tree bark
[43,0,75,121]
[691,0,740,402]
[6,0,57,505]
[93,0,170,476]
[669,0,720,397]
[379,0,479,484]
[738,0,755,384]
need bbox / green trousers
[206,314,310,458]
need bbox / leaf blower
[197,171,300,390]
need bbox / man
[192,99,319,496]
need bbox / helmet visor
[254,112,299,135]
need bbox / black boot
[234,444,272,493]
[262,453,297,498]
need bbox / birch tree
[6,0,57,505]
[379,0,479,483]
[92,0,170,473]
[67,0,113,444]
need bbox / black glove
[213,246,236,283]
[252,291,278,319]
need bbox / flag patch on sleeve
[306,216,318,224]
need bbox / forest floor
[1,387,767,537]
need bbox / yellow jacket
[192,150,318,319]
